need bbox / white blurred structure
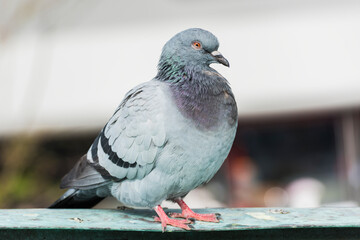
[1,0,360,135]
[286,178,325,207]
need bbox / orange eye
[192,41,202,50]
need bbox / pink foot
[170,199,221,223]
[154,205,194,232]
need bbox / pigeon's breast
[168,71,237,131]
[156,81,237,198]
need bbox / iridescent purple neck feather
[156,62,237,130]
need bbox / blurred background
[1,0,360,209]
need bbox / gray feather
[60,155,109,190]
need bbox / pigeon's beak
[211,51,230,67]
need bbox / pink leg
[153,205,194,232]
[169,199,221,222]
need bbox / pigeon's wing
[60,155,110,190]
[79,81,167,186]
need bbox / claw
[154,205,194,232]
[171,199,222,223]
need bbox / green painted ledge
[1,208,360,239]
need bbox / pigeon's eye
[191,41,202,50]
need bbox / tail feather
[49,189,104,209]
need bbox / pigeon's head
[159,28,229,72]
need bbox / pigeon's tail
[49,189,104,209]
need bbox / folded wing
[61,81,167,189]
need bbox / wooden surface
[1,207,360,239]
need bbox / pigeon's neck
[156,57,186,82]
[157,63,237,130]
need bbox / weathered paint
[1,208,360,239]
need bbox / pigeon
[50,28,238,231]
